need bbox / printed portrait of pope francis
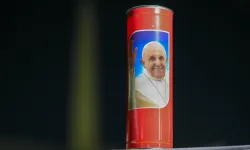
[130,41,169,109]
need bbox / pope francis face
[141,41,167,79]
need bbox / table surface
[126,145,250,150]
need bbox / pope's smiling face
[141,41,167,79]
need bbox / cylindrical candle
[126,5,174,149]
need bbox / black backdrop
[2,0,250,149]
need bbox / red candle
[126,5,174,149]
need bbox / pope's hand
[128,40,138,70]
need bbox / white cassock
[135,69,169,108]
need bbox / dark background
[2,0,250,149]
